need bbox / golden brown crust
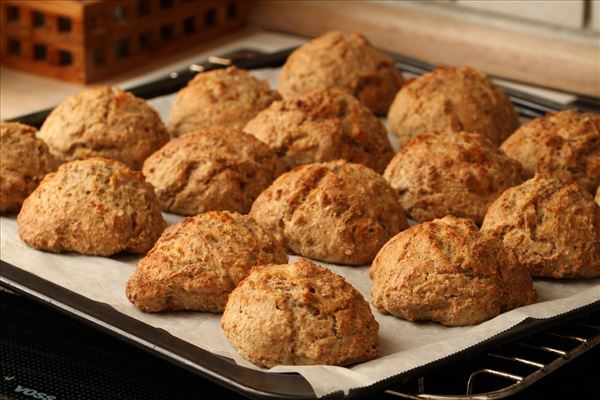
[383,131,525,224]
[596,186,600,206]
[168,66,281,137]
[221,258,379,367]
[370,216,537,327]
[1,122,58,214]
[387,66,519,147]
[38,86,169,170]
[126,211,288,313]
[17,157,166,256]
[142,128,284,215]
[249,160,408,265]
[244,88,394,173]
[500,109,600,193]
[278,31,404,115]
[481,176,600,278]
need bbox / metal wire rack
[385,311,599,399]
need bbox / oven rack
[385,311,599,399]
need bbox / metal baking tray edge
[2,260,599,400]
[2,46,599,399]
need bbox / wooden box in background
[0,0,248,83]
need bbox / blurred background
[1,0,599,118]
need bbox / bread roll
[222,258,379,367]
[38,86,168,169]
[387,66,519,147]
[1,122,57,213]
[250,160,408,265]
[244,88,393,173]
[501,109,600,193]
[279,31,403,115]
[126,211,288,313]
[482,175,600,278]
[370,216,537,326]
[18,158,166,255]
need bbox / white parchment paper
[1,68,599,398]
[2,217,599,397]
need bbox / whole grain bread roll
[278,31,404,115]
[143,128,284,215]
[244,88,394,173]
[370,216,537,326]
[250,160,408,265]
[1,122,58,214]
[222,258,379,367]
[500,109,600,193]
[387,66,519,147]
[383,131,524,224]
[481,176,600,278]
[38,86,169,169]
[168,66,280,137]
[126,211,288,313]
[18,158,166,255]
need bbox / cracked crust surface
[278,31,404,115]
[126,211,288,313]
[221,258,379,367]
[17,157,166,256]
[244,88,394,173]
[1,122,58,214]
[143,128,284,215]
[500,109,600,193]
[370,216,537,327]
[38,86,169,170]
[249,160,408,265]
[39,86,169,170]
[383,131,525,224]
[168,66,281,137]
[481,176,600,278]
[387,66,519,147]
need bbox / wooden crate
[0,0,248,83]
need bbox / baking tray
[2,47,599,400]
